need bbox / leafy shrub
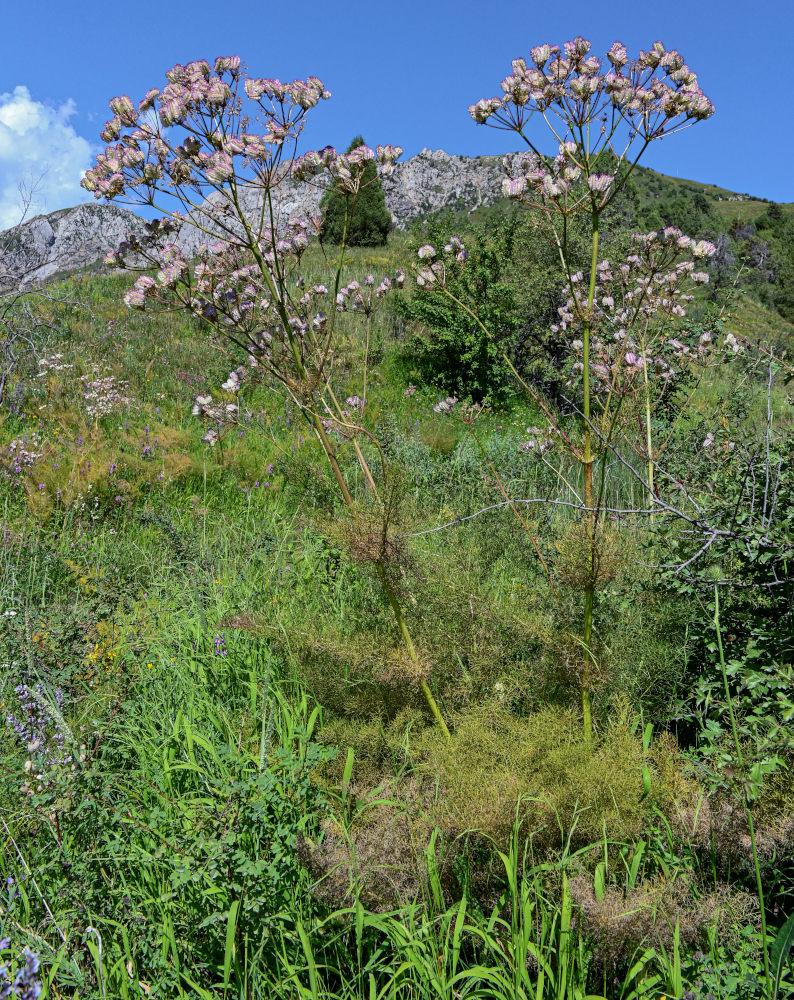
[398,212,578,399]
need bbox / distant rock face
[0,150,507,287]
[175,149,505,255]
[382,148,503,222]
[0,202,147,290]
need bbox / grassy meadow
[1,216,793,1000]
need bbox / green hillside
[2,92,794,996]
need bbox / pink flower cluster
[500,144,621,213]
[82,57,333,202]
[336,271,405,315]
[519,425,557,455]
[470,38,713,217]
[432,396,457,414]
[116,219,406,381]
[293,143,403,192]
[549,228,717,398]
[470,38,713,133]
[415,238,468,288]
[191,392,239,446]
[83,56,407,396]
[321,395,369,437]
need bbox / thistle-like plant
[418,38,716,742]
[82,58,449,736]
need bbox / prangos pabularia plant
[81,58,449,736]
[420,38,716,743]
[474,38,715,743]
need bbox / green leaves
[771,912,794,1000]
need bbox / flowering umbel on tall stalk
[428,38,714,744]
[82,58,449,736]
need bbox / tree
[319,135,392,247]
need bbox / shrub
[397,212,589,399]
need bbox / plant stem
[299,246,448,735]
[376,562,450,738]
[642,356,655,523]
[579,213,600,748]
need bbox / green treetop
[319,135,392,247]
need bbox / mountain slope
[1,152,790,290]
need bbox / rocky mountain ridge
[0,202,148,290]
[0,150,504,287]
[1,149,780,290]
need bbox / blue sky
[1,0,791,225]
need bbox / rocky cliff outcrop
[382,148,503,221]
[0,150,507,287]
[0,202,148,290]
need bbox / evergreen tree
[319,136,392,247]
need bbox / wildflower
[433,396,457,414]
[691,240,716,259]
[587,173,613,195]
[724,332,742,353]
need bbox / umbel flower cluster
[81,57,404,400]
[470,38,713,216]
[551,228,718,398]
[82,59,331,200]
[471,38,713,134]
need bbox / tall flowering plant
[419,39,716,742]
[82,57,449,736]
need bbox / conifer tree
[319,135,392,246]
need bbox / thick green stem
[642,358,655,523]
[579,214,600,748]
[376,562,450,738]
[581,587,594,745]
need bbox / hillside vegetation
[1,45,793,1000]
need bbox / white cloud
[0,86,93,229]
